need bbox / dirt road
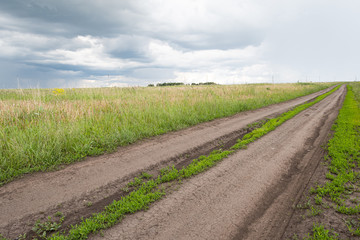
[0,86,343,239]
[90,85,345,240]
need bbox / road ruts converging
[90,85,345,240]
[0,86,342,239]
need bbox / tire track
[0,86,336,238]
[92,85,345,240]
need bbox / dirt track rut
[91,85,345,240]
[0,86,342,238]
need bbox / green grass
[230,85,341,150]
[313,84,360,208]
[37,85,340,240]
[292,83,360,239]
[0,83,335,185]
[304,224,339,240]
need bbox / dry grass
[0,83,334,185]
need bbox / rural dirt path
[90,85,345,240]
[0,86,342,238]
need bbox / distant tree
[190,82,217,86]
[156,82,185,87]
[155,82,217,87]
[148,84,154,87]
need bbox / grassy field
[0,83,334,185]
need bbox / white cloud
[35,35,145,70]
[1,0,360,88]
[137,0,270,49]
[75,75,141,88]
[147,40,263,68]
[170,64,274,85]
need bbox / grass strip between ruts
[46,85,341,240]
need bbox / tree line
[148,82,216,87]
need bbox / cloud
[170,64,273,85]
[147,40,262,68]
[0,0,359,88]
[136,0,270,50]
[35,35,146,70]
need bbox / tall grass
[0,83,333,185]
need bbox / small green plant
[314,195,323,205]
[140,172,153,179]
[296,200,311,209]
[345,218,360,236]
[32,215,64,238]
[308,205,323,216]
[54,211,63,217]
[16,233,26,240]
[126,172,153,189]
[127,177,144,188]
[291,233,299,240]
[121,186,130,192]
[304,224,339,240]
[0,233,9,240]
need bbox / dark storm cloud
[0,0,140,37]
[1,0,359,88]
[0,0,264,49]
[0,0,268,88]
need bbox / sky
[0,0,360,88]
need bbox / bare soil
[0,86,344,239]
[90,85,345,240]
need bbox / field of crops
[0,83,334,185]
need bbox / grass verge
[16,85,340,240]
[291,83,360,239]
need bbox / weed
[0,234,9,240]
[308,205,323,216]
[314,195,323,205]
[140,172,153,179]
[121,186,130,193]
[126,172,153,189]
[304,224,339,240]
[15,233,26,240]
[344,218,360,236]
[296,199,311,209]
[54,212,63,217]
[32,215,64,238]
[126,177,144,188]
[291,233,300,240]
